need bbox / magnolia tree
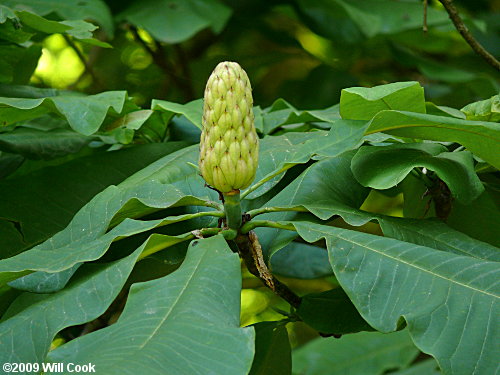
[0,2,499,375]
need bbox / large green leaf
[119,0,231,43]
[297,0,448,41]
[0,142,187,258]
[1,0,114,36]
[340,81,426,120]
[249,321,291,375]
[401,173,500,248]
[259,99,341,134]
[152,98,203,129]
[351,143,484,204]
[48,235,255,375]
[0,145,217,286]
[0,127,91,159]
[376,216,500,262]
[256,151,370,255]
[294,222,500,375]
[0,243,143,366]
[461,94,500,122]
[247,120,366,200]
[390,359,442,375]
[297,288,373,335]
[365,110,500,169]
[292,330,419,375]
[0,92,128,135]
[269,241,331,279]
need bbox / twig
[437,0,500,71]
[235,231,302,308]
[129,26,195,100]
[62,34,101,89]
[240,220,296,234]
[241,165,295,199]
[246,206,309,219]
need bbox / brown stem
[62,35,102,90]
[129,26,195,100]
[437,0,500,71]
[235,231,302,308]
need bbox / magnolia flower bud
[199,62,259,193]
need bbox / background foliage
[0,0,499,374]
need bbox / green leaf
[0,142,187,258]
[292,330,419,375]
[48,235,255,375]
[297,288,373,335]
[256,151,370,261]
[365,111,500,169]
[351,143,484,204]
[376,216,500,262]
[0,243,142,366]
[269,241,332,279]
[294,222,500,375]
[260,99,341,134]
[248,121,367,200]
[249,321,291,375]
[119,0,231,43]
[0,91,129,135]
[446,188,500,248]
[2,0,114,37]
[390,359,441,375]
[340,82,426,120]
[296,0,447,42]
[16,10,71,34]
[461,94,500,122]
[152,98,203,129]
[0,127,91,159]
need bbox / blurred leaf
[340,81,426,120]
[0,45,41,85]
[249,321,291,375]
[0,142,187,259]
[0,152,23,179]
[365,111,500,169]
[0,244,142,366]
[461,94,500,122]
[389,359,441,375]
[425,102,465,118]
[447,188,500,248]
[292,330,419,375]
[119,0,231,43]
[351,143,484,204]
[270,241,331,279]
[1,0,114,36]
[48,236,255,375]
[0,91,128,135]
[297,288,373,335]
[0,127,91,159]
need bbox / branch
[62,35,101,89]
[246,206,308,219]
[235,231,301,308]
[437,0,500,71]
[129,26,195,100]
[241,165,295,199]
[240,220,296,234]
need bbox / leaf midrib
[309,227,499,298]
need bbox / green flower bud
[199,61,259,193]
